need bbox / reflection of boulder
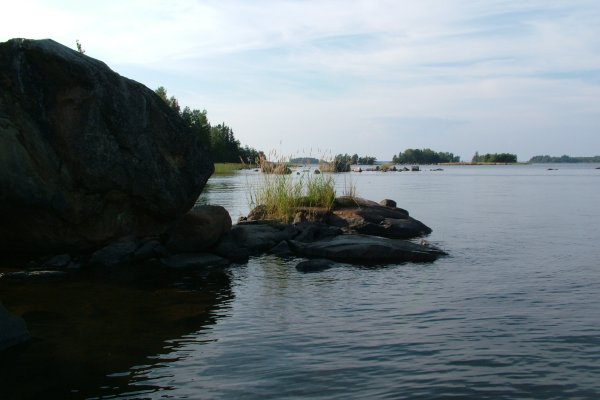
[0,39,213,253]
[0,268,232,398]
[0,303,30,351]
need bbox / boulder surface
[0,38,213,253]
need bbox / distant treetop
[529,155,600,163]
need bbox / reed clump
[249,151,338,223]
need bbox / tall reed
[249,150,337,222]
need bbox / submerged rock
[295,259,340,273]
[0,38,213,253]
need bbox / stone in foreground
[288,235,446,264]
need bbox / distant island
[529,155,600,163]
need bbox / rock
[0,304,31,351]
[165,205,232,253]
[269,240,294,257]
[288,234,446,264]
[0,38,213,254]
[88,236,139,268]
[42,253,71,269]
[293,221,342,242]
[132,239,166,262]
[292,207,331,224]
[314,169,321,174]
[213,222,299,258]
[327,197,430,239]
[295,259,339,273]
[379,199,397,208]
[161,253,229,269]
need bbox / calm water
[4,164,600,399]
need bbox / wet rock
[295,259,339,273]
[0,38,213,254]
[165,205,232,253]
[0,304,31,351]
[288,234,446,265]
[161,253,229,269]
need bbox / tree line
[471,152,517,163]
[155,87,263,163]
[529,155,600,163]
[392,149,460,164]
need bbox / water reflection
[0,264,233,399]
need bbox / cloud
[1,0,599,159]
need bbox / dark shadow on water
[0,262,233,400]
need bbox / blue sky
[2,0,599,161]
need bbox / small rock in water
[379,199,397,208]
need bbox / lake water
[2,164,600,399]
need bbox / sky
[2,0,600,161]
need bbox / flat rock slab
[288,235,446,265]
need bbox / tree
[154,86,263,164]
[154,86,181,113]
[333,154,352,172]
[76,40,85,54]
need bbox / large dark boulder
[0,38,213,253]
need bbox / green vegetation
[350,154,377,165]
[155,87,263,163]
[75,40,85,54]
[471,152,518,163]
[214,163,246,174]
[392,149,460,164]
[289,157,321,165]
[250,171,336,223]
[529,155,600,163]
[319,153,377,172]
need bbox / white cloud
[1,0,599,160]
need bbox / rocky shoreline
[0,38,445,354]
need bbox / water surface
[3,164,600,399]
